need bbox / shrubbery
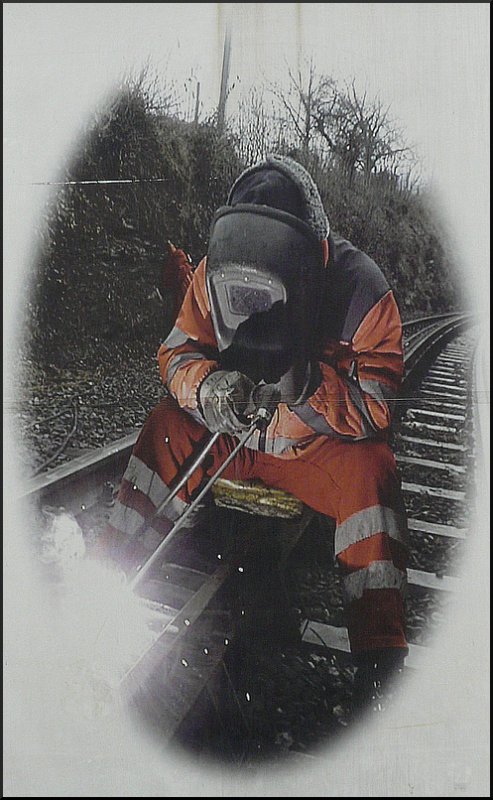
[27,72,461,367]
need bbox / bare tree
[270,58,337,158]
[271,63,414,187]
[311,80,413,185]
[233,87,272,165]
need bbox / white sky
[3,4,490,797]
[4,3,490,311]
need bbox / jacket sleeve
[291,289,403,440]
[157,258,220,421]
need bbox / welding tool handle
[128,410,269,590]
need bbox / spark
[41,507,86,566]
[39,509,161,719]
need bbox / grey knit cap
[227,154,330,239]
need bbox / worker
[100,154,409,710]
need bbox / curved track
[20,311,479,761]
[301,322,477,662]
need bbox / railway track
[20,311,479,761]
[300,323,477,665]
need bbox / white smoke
[37,508,160,720]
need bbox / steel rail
[20,312,473,507]
[17,310,478,755]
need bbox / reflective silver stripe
[294,387,380,441]
[124,455,188,521]
[359,378,396,401]
[242,430,303,454]
[110,500,148,537]
[163,325,190,349]
[264,435,305,455]
[167,351,207,385]
[109,500,178,538]
[343,561,407,602]
[345,378,378,435]
[357,378,396,422]
[293,402,344,437]
[335,505,409,556]
[243,429,262,451]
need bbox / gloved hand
[198,370,255,435]
[244,382,281,424]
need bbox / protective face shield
[206,204,326,384]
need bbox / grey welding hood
[206,204,326,383]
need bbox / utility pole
[217,28,231,132]
[194,81,201,124]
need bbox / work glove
[198,370,255,435]
[245,382,282,423]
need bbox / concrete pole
[217,28,231,132]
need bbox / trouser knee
[335,440,407,536]
[137,396,205,452]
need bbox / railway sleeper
[427,367,465,377]
[425,372,467,384]
[407,518,467,540]
[401,420,465,440]
[396,454,466,475]
[301,621,431,671]
[404,408,466,423]
[402,481,466,502]
[408,568,460,592]
[409,398,467,412]
[420,388,469,402]
[421,382,468,396]
[398,434,467,452]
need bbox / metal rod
[128,413,267,591]
[135,430,222,535]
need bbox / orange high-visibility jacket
[157,234,403,457]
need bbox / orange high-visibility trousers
[105,396,408,654]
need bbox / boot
[352,647,407,715]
